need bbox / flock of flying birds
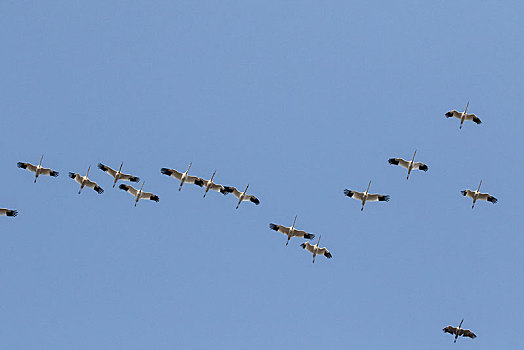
[1,103,494,342]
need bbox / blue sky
[1,1,523,348]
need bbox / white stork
[160,163,199,191]
[269,216,315,246]
[17,155,59,183]
[0,208,18,217]
[388,150,428,179]
[193,171,229,198]
[68,166,104,194]
[461,180,498,208]
[300,236,332,263]
[119,182,159,207]
[445,102,482,129]
[223,184,260,209]
[97,162,140,188]
[344,181,390,211]
[443,319,477,343]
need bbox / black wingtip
[68,172,76,179]
[97,163,107,171]
[223,186,234,193]
[419,164,428,172]
[119,184,129,191]
[94,186,104,194]
[460,190,467,196]
[250,197,260,205]
[300,243,306,249]
[160,168,172,176]
[50,171,59,177]
[325,252,333,259]
[130,176,140,183]
[7,210,18,217]
[304,233,315,240]
[343,189,354,197]
[150,195,159,202]
[17,162,27,169]
[269,223,279,231]
[378,195,390,202]
[488,196,498,204]
[445,111,453,118]
[388,158,399,165]
[194,178,204,187]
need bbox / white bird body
[0,208,18,217]
[270,216,315,246]
[223,184,260,209]
[461,180,498,208]
[300,236,332,263]
[388,150,428,179]
[98,162,140,187]
[445,102,482,129]
[161,163,199,191]
[194,171,229,198]
[119,182,159,207]
[17,155,59,183]
[443,319,476,343]
[69,166,104,194]
[344,181,390,211]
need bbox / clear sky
[1,1,523,349]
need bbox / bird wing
[293,229,315,240]
[84,179,104,194]
[185,175,199,184]
[119,172,140,182]
[460,189,475,199]
[300,242,316,253]
[478,192,498,203]
[0,208,18,217]
[344,189,364,201]
[224,186,242,198]
[270,224,290,235]
[97,163,116,177]
[244,195,260,205]
[445,110,461,119]
[140,191,159,202]
[208,183,225,192]
[69,173,83,184]
[443,326,456,335]
[388,158,410,169]
[317,247,332,258]
[39,167,59,177]
[367,193,390,202]
[160,168,183,180]
[460,329,476,339]
[17,162,37,172]
[119,184,138,196]
[412,162,428,171]
[464,113,481,124]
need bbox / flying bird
[161,163,199,191]
[461,180,498,208]
[443,319,477,343]
[344,181,390,211]
[17,155,59,183]
[388,150,428,179]
[119,182,159,207]
[269,216,315,246]
[97,162,140,188]
[68,166,104,194]
[223,184,260,209]
[193,171,229,198]
[300,236,332,263]
[0,208,18,217]
[445,102,482,129]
